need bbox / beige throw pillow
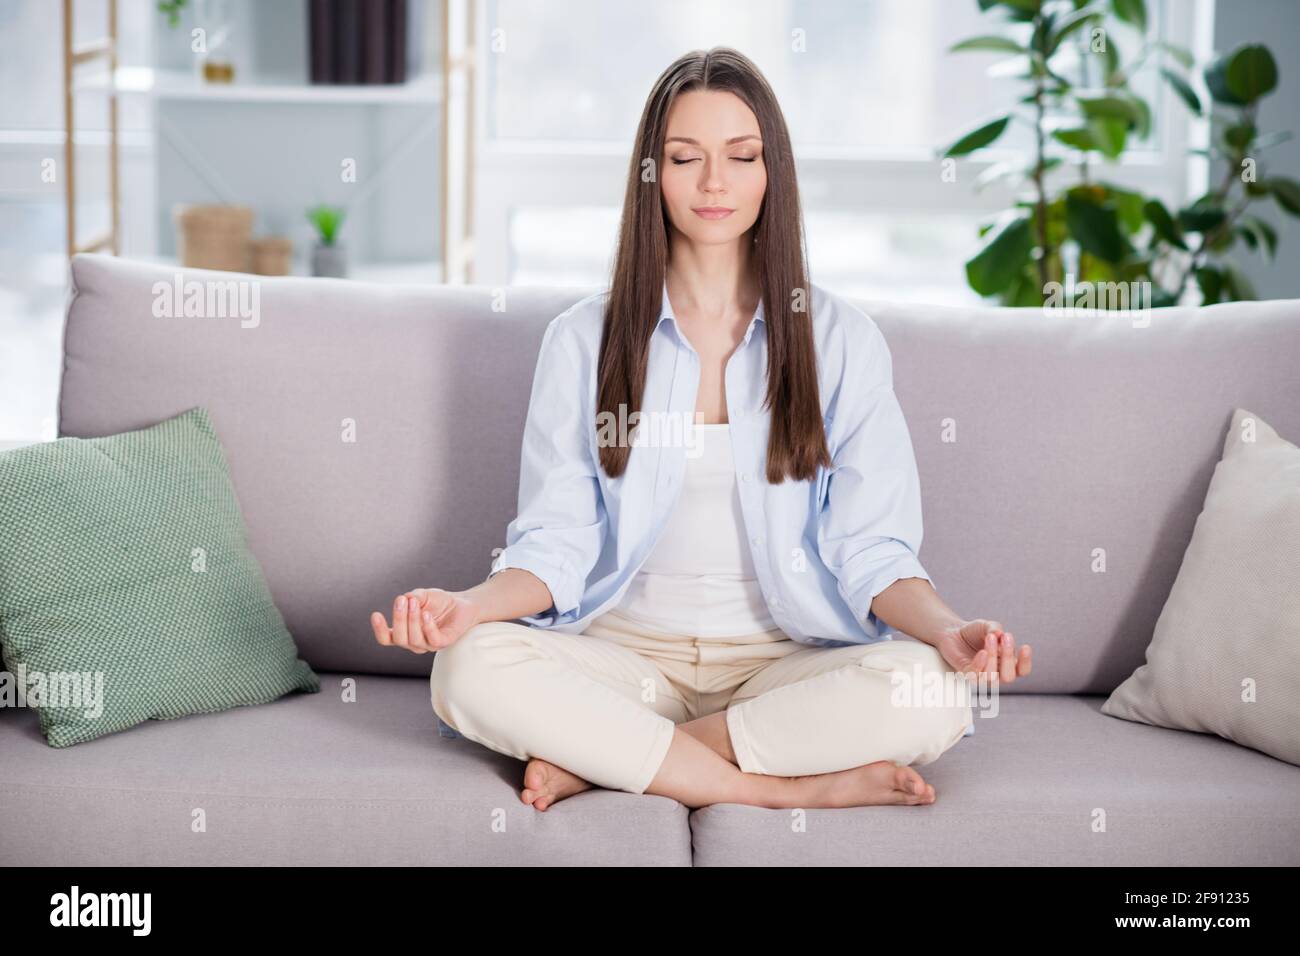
[1102,407,1300,765]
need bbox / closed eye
[670,157,759,164]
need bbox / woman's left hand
[937,619,1032,685]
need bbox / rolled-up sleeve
[816,318,933,640]
[488,314,607,627]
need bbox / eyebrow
[665,135,762,146]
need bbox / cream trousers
[430,608,973,795]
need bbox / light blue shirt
[437,280,975,742]
[488,279,936,647]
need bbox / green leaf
[1103,184,1146,233]
[1076,92,1141,122]
[1178,197,1227,233]
[987,54,1035,79]
[1111,0,1147,32]
[1263,176,1300,216]
[305,204,346,245]
[1254,130,1294,150]
[1052,127,1097,150]
[1207,227,1237,253]
[1224,44,1278,103]
[1089,116,1128,157]
[950,35,1027,54]
[1003,265,1046,307]
[1204,56,1244,105]
[1047,5,1102,55]
[1236,216,1277,260]
[1076,92,1150,138]
[974,160,1019,191]
[1156,42,1195,70]
[1030,11,1056,54]
[1178,208,1227,233]
[977,0,1042,20]
[944,115,1012,156]
[1051,117,1125,157]
[1204,45,1278,105]
[997,0,1045,17]
[966,213,1036,296]
[1129,95,1152,138]
[1195,266,1222,304]
[1223,122,1257,151]
[1066,193,1132,262]
[1222,262,1257,301]
[1142,199,1187,250]
[1096,33,1120,82]
[1160,67,1201,115]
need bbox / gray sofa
[2,253,1298,866]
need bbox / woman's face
[660,89,767,248]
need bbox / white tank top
[612,423,778,637]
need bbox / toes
[893,787,926,806]
[894,765,925,796]
[523,760,548,792]
[891,765,936,805]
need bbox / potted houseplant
[307,204,347,278]
[943,0,1299,307]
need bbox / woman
[371,47,1031,812]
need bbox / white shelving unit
[108,66,444,105]
[93,0,462,284]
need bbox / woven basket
[173,204,254,272]
[250,236,294,276]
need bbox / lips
[693,207,734,220]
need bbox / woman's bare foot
[521,757,595,811]
[805,760,936,808]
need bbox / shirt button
[740,472,751,483]
[751,536,764,547]
[771,598,783,610]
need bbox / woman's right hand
[370,588,481,653]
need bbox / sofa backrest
[61,254,1300,692]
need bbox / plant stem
[1078,32,1091,187]
[1032,22,1051,294]
[1170,105,1257,299]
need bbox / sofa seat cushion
[0,673,690,866]
[689,694,1300,866]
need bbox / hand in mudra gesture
[936,619,1032,685]
[370,588,480,654]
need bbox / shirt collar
[657,278,766,347]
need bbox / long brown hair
[596,46,831,485]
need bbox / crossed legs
[431,621,972,810]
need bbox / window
[476,0,1204,304]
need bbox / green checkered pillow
[0,406,319,747]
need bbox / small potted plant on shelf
[306,204,347,278]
